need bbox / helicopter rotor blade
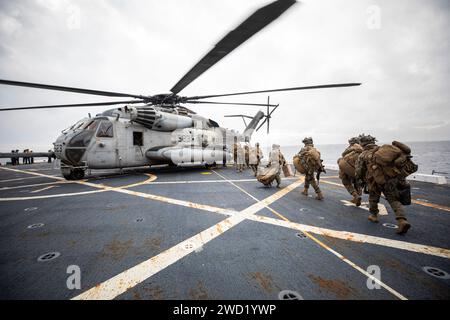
[0,79,148,99]
[185,100,278,107]
[0,100,145,112]
[187,83,361,100]
[170,0,297,94]
[224,114,254,119]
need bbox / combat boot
[368,214,379,223]
[351,192,361,206]
[301,188,308,196]
[316,191,324,200]
[396,219,411,235]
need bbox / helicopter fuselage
[53,104,249,179]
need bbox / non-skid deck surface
[0,163,449,300]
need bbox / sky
[0,0,449,152]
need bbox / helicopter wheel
[62,168,85,180]
[205,161,217,169]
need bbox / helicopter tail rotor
[255,96,279,134]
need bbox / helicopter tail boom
[243,111,265,140]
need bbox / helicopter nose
[54,131,92,166]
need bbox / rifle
[357,178,368,194]
[316,160,326,184]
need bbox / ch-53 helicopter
[0,0,360,180]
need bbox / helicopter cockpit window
[97,121,114,138]
[84,120,100,132]
[208,119,219,128]
[62,119,86,133]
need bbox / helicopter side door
[86,120,118,169]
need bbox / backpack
[338,146,363,177]
[293,155,305,174]
[367,141,418,185]
[256,165,279,186]
[294,146,321,174]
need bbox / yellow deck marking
[148,177,298,185]
[1,166,448,261]
[0,175,55,183]
[321,180,343,187]
[322,180,450,213]
[259,211,407,300]
[72,178,304,300]
[0,167,156,201]
[0,190,110,201]
[212,170,407,300]
[412,199,450,212]
[249,215,450,259]
[30,185,58,193]
[0,181,68,191]
[0,167,235,216]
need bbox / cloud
[0,0,449,152]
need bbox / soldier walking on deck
[249,143,263,176]
[244,144,250,169]
[232,138,238,170]
[256,143,263,166]
[236,143,245,173]
[296,137,324,200]
[338,137,363,206]
[268,144,286,188]
[355,134,418,234]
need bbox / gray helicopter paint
[53,105,262,175]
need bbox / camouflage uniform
[236,144,245,172]
[244,145,250,169]
[268,144,286,187]
[339,137,362,205]
[232,143,238,169]
[249,143,263,176]
[355,134,410,234]
[298,137,323,200]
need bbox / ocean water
[278,141,450,178]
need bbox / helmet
[348,137,360,145]
[359,134,377,146]
[302,137,313,145]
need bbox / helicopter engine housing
[130,106,193,131]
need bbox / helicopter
[0,0,360,180]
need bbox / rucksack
[293,155,306,174]
[294,146,322,173]
[257,165,279,186]
[367,141,418,185]
[338,146,363,177]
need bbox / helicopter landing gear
[62,168,85,180]
[205,161,217,169]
